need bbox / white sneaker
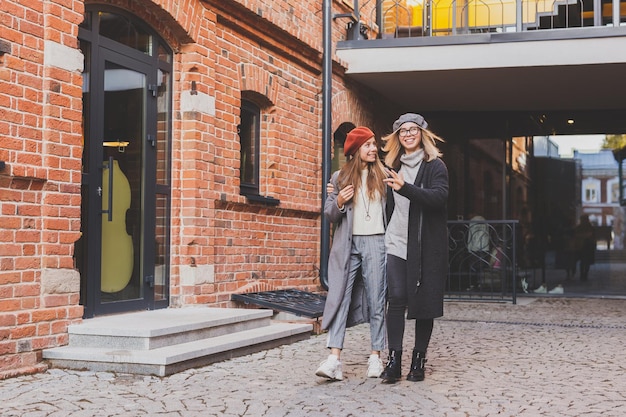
[521,277,529,293]
[367,354,384,378]
[315,355,343,380]
[549,284,564,294]
[533,284,547,293]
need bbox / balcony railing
[346,0,626,40]
[447,220,520,303]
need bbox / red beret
[344,126,375,157]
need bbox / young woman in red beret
[315,126,388,381]
[380,113,449,383]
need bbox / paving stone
[1,297,625,416]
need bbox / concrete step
[63,307,275,350]
[43,307,313,376]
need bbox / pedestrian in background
[575,214,596,281]
[380,113,449,383]
[316,126,388,381]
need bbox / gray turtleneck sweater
[385,149,424,260]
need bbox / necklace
[361,188,372,221]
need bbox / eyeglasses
[398,126,420,137]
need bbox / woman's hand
[383,168,405,191]
[337,184,354,209]
[326,182,334,195]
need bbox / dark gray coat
[386,157,449,319]
[321,171,386,331]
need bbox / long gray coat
[321,171,387,331]
[386,157,449,319]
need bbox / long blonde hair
[382,127,444,170]
[337,150,387,201]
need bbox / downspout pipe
[320,0,332,290]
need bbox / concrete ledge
[273,311,324,335]
[67,308,274,350]
[68,307,273,337]
[44,322,312,376]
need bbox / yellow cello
[101,159,134,293]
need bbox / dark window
[239,100,260,196]
[99,11,152,55]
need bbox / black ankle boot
[380,349,402,383]
[407,350,426,382]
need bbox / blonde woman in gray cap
[316,126,388,381]
[380,113,449,383]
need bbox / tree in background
[602,134,626,150]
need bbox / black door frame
[79,6,171,318]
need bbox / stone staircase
[42,307,313,377]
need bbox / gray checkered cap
[393,113,428,131]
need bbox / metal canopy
[336,27,626,137]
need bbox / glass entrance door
[78,7,172,318]
[98,56,151,309]
[79,47,157,317]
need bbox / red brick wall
[0,0,84,378]
[170,4,327,306]
[164,1,383,306]
[0,0,384,377]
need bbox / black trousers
[386,254,434,353]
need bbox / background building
[574,149,623,250]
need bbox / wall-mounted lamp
[333,13,368,40]
[190,81,198,95]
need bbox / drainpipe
[320,0,332,291]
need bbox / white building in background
[533,136,560,158]
[573,150,624,250]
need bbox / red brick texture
[0,0,85,376]
[0,0,385,377]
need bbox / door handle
[144,275,154,288]
[101,156,113,222]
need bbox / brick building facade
[0,0,393,377]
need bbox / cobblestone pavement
[2,297,626,417]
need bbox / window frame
[239,99,260,197]
[582,178,600,204]
[607,177,619,204]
